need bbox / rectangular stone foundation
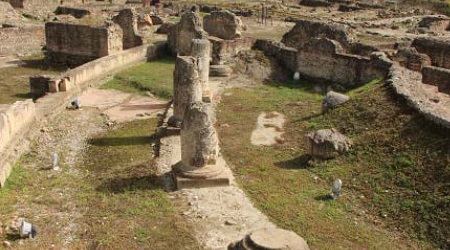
[173,171,231,189]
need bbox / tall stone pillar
[173,56,203,122]
[173,102,230,189]
[190,39,212,102]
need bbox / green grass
[0,54,63,104]
[0,118,201,249]
[217,79,447,249]
[101,57,175,99]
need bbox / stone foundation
[45,21,123,67]
[253,39,297,72]
[412,38,450,70]
[422,66,450,95]
[209,37,256,65]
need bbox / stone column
[173,56,203,122]
[178,102,221,177]
[190,39,212,102]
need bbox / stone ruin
[171,36,229,188]
[168,9,254,66]
[203,10,243,40]
[45,7,143,67]
[168,10,208,56]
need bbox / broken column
[173,102,230,188]
[168,10,208,56]
[173,56,203,122]
[190,38,212,102]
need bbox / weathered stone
[179,102,219,172]
[203,10,242,40]
[45,21,123,67]
[417,15,450,33]
[168,11,208,56]
[322,91,350,111]
[190,39,212,101]
[0,2,20,21]
[281,19,356,51]
[173,56,203,121]
[228,228,310,250]
[412,37,450,70]
[112,8,143,50]
[155,22,175,34]
[422,66,450,95]
[306,128,352,159]
[392,47,431,72]
[190,39,211,85]
[209,65,232,77]
[209,36,256,65]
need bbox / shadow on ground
[88,135,154,147]
[96,174,162,193]
[275,154,312,169]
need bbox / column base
[172,161,231,189]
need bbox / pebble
[3,241,11,248]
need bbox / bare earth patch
[79,88,167,123]
[251,111,285,146]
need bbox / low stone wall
[253,39,297,72]
[33,42,167,97]
[422,66,450,94]
[297,38,387,86]
[392,47,431,72]
[412,38,450,70]
[0,42,168,188]
[209,37,256,65]
[0,24,45,55]
[384,55,450,128]
[0,100,36,187]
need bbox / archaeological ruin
[1,0,450,248]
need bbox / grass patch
[101,57,175,99]
[217,80,447,249]
[0,118,201,249]
[0,53,63,104]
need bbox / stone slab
[173,169,231,189]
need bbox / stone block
[203,10,242,40]
[306,128,352,159]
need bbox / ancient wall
[0,42,167,188]
[281,19,357,51]
[34,42,167,95]
[209,37,255,65]
[297,38,386,86]
[45,21,123,67]
[412,38,450,70]
[422,66,450,95]
[253,39,297,72]
[112,8,143,50]
[0,24,44,55]
[392,47,432,72]
[0,100,36,187]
